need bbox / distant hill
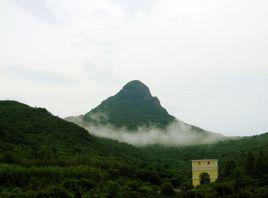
[145,132,268,163]
[66,80,224,145]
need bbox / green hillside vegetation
[0,101,184,197]
[83,80,175,130]
[0,100,268,197]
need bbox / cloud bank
[66,116,225,147]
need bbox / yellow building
[191,159,218,187]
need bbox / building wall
[191,159,218,187]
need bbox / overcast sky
[1,0,267,136]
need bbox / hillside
[0,100,186,197]
[0,100,146,163]
[145,132,268,165]
[0,100,268,197]
[0,100,92,150]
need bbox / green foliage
[45,186,70,198]
[160,181,175,196]
[1,100,268,197]
[255,151,267,177]
[212,181,235,197]
[222,160,237,178]
[245,151,255,176]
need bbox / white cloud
[111,0,161,16]
[66,117,225,146]
[10,0,64,24]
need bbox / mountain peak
[117,80,152,101]
[83,80,175,130]
[123,80,148,88]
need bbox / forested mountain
[0,100,144,162]
[67,80,175,130]
[66,80,224,146]
[85,80,175,130]
[0,100,268,197]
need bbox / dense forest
[0,101,268,197]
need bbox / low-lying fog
[66,116,225,146]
